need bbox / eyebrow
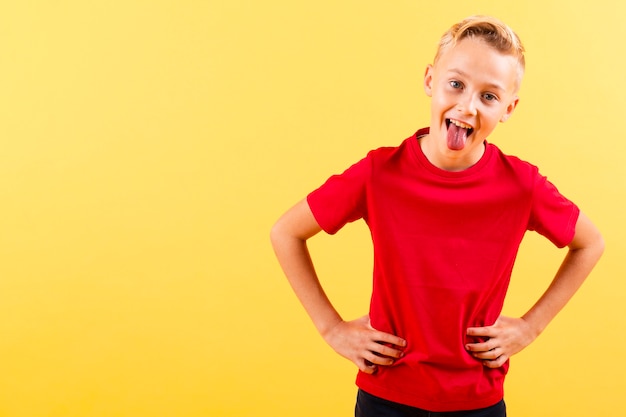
[447,68,506,92]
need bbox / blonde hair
[434,16,526,84]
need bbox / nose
[458,93,478,116]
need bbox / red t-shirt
[307,128,579,412]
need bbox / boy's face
[423,37,520,169]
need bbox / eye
[449,80,463,89]
[482,93,498,102]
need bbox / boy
[270,15,604,416]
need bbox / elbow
[269,219,283,251]
[595,233,606,259]
[270,215,296,252]
[588,221,606,260]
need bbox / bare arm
[270,199,406,373]
[466,211,605,368]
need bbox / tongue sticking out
[447,123,468,151]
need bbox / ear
[423,64,434,97]
[500,96,519,122]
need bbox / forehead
[435,37,520,93]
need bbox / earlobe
[423,64,434,97]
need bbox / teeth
[449,119,473,130]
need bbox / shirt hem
[355,378,504,413]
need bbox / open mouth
[446,119,474,137]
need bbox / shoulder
[487,143,540,178]
[365,134,417,165]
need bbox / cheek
[431,93,453,113]
[481,108,506,126]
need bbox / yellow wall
[0,1,623,416]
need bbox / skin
[270,199,405,374]
[421,37,520,171]
[270,37,604,374]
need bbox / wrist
[318,316,344,340]
[520,313,544,340]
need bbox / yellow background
[0,1,623,416]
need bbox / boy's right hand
[322,315,406,374]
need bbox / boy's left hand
[465,316,537,368]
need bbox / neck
[419,134,485,172]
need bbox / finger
[471,347,501,360]
[364,350,395,366]
[358,359,378,374]
[369,341,405,359]
[482,354,508,369]
[465,339,496,353]
[466,326,496,338]
[371,331,407,348]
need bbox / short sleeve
[528,175,580,248]
[306,154,371,235]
